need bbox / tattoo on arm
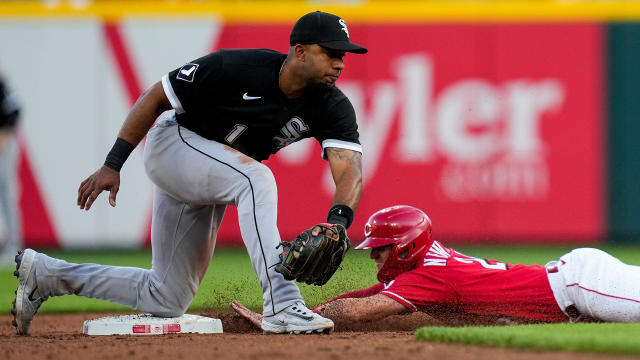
[326,148,362,168]
[326,148,362,209]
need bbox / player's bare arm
[308,147,361,237]
[326,147,362,211]
[77,81,172,211]
[313,294,406,324]
[232,294,406,329]
[117,81,172,145]
[230,301,263,328]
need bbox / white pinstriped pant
[547,248,640,322]
[35,117,302,317]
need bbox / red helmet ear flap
[361,205,433,283]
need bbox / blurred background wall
[0,0,638,248]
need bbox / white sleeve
[161,74,185,114]
[321,139,363,160]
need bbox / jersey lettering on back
[452,256,508,270]
[379,240,567,323]
[423,241,450,267]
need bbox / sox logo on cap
[339,19,349,37]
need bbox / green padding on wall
[608,23,640,242]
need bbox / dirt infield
[0,313,635,360]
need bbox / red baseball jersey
[319,241,567,323]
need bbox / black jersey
[0,77,19,129]
[162,49,361,161]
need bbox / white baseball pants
[34,117,302,317]
[0,133,21,257]
[547,248,640,322]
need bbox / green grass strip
[3,245,640,315]
[0,248,378,314]
[416,323,640,355]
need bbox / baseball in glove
[274,223,350,286]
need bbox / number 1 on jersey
[225,124,248,144]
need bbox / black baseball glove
[274,223,350,286]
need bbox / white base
[82,313,223,335]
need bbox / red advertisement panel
[212,23,605,244]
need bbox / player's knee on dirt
[163,290,193,317]
[140,273,195,318]
[158,302,190,318]
[146,294,192,318]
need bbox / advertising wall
[236,23,605,244]
[0,2,616,247]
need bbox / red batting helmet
[355,205,433,283]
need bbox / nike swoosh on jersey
[242,93,262,100]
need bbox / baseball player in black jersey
[12,11,366,335]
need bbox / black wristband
[104,138,135,172]
[327,205,354,229]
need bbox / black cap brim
[319,40,368,54]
